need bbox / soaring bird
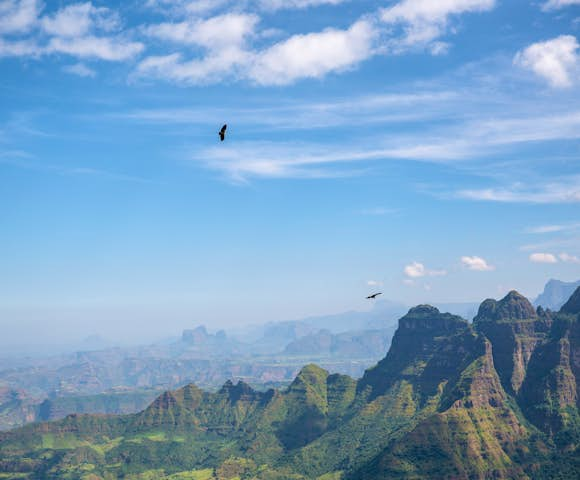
[219,124,227,141]
[366,292,382,299]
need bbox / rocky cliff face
[517,293,580,435]
[474,291,552,395]
[358,339,530,480]
[358,305,470,400]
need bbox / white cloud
[461,255,494,271]
[62,62,96,77]
[514,35,579,88]
[380,0,495,51]
[0,2,143,62]
[47,35,144,61]
[529,252,558,263]
[542,0,580,11]
[367,280,383,286]
[1,0,501,86]
[139,18,376,85]
[136,48,250,84]
[39,3,139,61]
[559,252,580,263]
[404,261,447,278]
[0,37,39,56]
[139,13,258,84]
[0,0,40,34]
[41,2,119,38]
[144,13,258,49]
[248,20,376,85]
[137,0,499,86]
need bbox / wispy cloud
[359,207,399,216]
[559,252,580,263]
[62,62,96,78]
[115,90,458,130]
[47,35,144,61]
[541,0,580,11]
[190,106,580,181]
[525,222,580,234]
[146,0,349,15]
[520,236,580,252]
[380,0,496,53]
[457,177,580,204]
[0,153,153,184]
[259,0,348,10]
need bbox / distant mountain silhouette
[534,278,580,310]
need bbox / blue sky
[1,0,580,346]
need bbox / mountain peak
[407,304,440,316]
[560,286,580,315]
[474,290,536,323]
[218,380,258,403]
[399,305,467,333]
[292,364,329,386]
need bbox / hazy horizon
[1,278,576,354]
[2,0,580,354]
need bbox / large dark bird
[366,292,382,299]
[219,124,227,141]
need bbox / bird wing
[221,124,227,134]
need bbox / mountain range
[1,286,578,479]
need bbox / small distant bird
[366,292,382,300]
[219,124,227,142]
